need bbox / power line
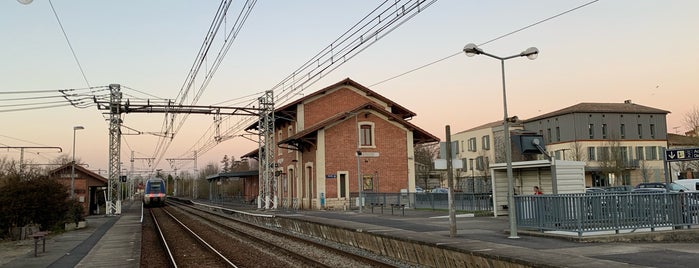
[369,0,600,87]
[49,0,91,88]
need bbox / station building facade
[245,78,439,210]
[49,164,108,215]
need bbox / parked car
[430,187,449,193]
[635,182,690,192]
[415,186,425,193]
[585,187,606,194]
[674,179,699,192]
[604,185,633,193]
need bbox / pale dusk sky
[2,1,697,173]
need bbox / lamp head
[521,47,539,60]
[74,126,85,130]
[463,43,482,57]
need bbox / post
[446,126,457,237]
[500,59,519,239]
[71,131,76,199]
[356,113,363,213]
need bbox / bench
[390,203,406,216]
[32,231,49,257]
[370,202,384,214]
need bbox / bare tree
[639,160,654,183]
[683,106,699,135]
[414,143,439,189]
[569,140,585,161]
[598,133,628,186]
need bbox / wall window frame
[359,122,375,148]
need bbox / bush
[0,174,72,239]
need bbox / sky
[2,0,698,176]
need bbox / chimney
[624,100,632,104]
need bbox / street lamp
[463,43,538,239]
[71,126,85,199]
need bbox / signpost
[665,148,699,162]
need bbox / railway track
[150,207,236,267]
[166,200,398,267]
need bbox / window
[468,138,477,152]
[476,156,484,171]
[620,147,629,163]
[555,127,561,142]
[620,124,626,139]
[588,124,594,139]
[287,126,294,152]
[546,128,552,143]
[460,141,464,152]
[645,146,657,160]
[555,150,562,160]
[278,130,283,155]
[636,146,644,160]
[602,124,607,139]
[638,124,643,139]
[650,124,656,139]
[588,147,596,161]
[360,124,373,147]
[598,147,610,161]
[339,173,346,198]
[481,135,490,150]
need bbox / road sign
[665,148,699,162]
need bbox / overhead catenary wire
[369,0,600,87]
[179,0,438,159]
[49,0,91,88]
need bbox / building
[523,100,669,187]
[451,120,524,193]
[245,78,439,210]
[49,164,108,215]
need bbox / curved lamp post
[463,43,538,239]
[71,125,85,199]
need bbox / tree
[414,143,439,188]
[598,134,628,186]
[569,140,585,161]
[0,173,75,238]
[683,106,699,135]
[221,155,230,173]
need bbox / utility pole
[94,84,266,215]
[446,126,457,237]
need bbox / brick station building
[245,78,438,210]
[50,164,107,215]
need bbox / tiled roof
[667,133,699,147]
[525,102,670,122]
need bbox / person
[533,186,543,195]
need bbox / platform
[0,200,142,268]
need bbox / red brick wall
[324,112,408,193]
[304,87,373,128]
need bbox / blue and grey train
[143,178,167,207]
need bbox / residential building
[245,78,439,210]
[523,100,669,187]
[451,119,524,193]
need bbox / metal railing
[516,192,699,237]
[355,192,493,212]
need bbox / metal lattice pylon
[107,84,122,215]
[258,90,276,209]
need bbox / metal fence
[516,192,699,237]
[355,192,493,212]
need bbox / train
[143,178,167,207]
